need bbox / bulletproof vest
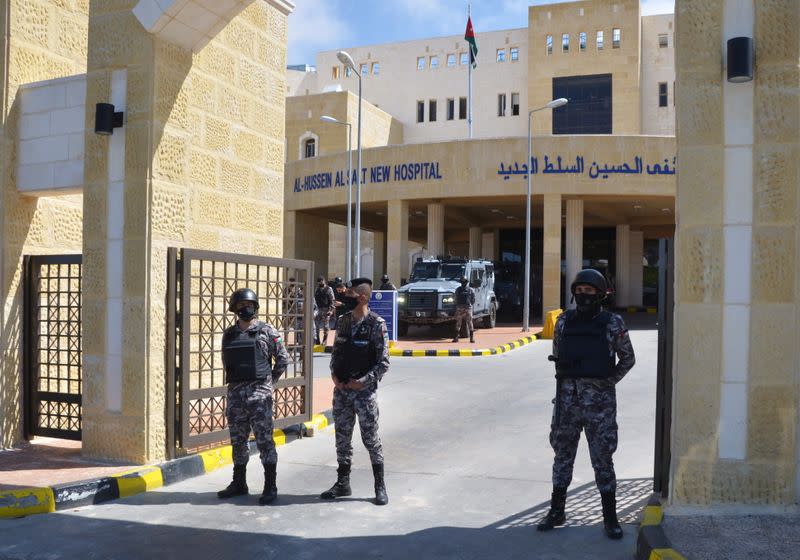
[315,286,333,308]
[222,326,272,383]
[331,314,375,383]
[456,286,472,306]
[555,310,615,379]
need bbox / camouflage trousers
[226,380,277,467]
[549,378,618,493]
[332,387,384,465]
[315,306,334,344]
[454,306,474,337]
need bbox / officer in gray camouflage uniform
[320,277,390,506]
[537,269,635,540]
[314,276,336,346]
[218,288,290,505]
[452,276,476,343]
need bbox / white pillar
[615,224,631,307]
[427,202,445,257]
[387,200,409,284]
[628,231,644,307]
[469,227,482,259]
[373,231,385,282]
[565,199,584,309]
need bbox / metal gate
[167,248,314,456]
[654,238,674,496]
[23,254,83,440]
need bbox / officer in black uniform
[218,288,289,505]
[537,269,635,539]
[378,274,397,291]
[453,276,476,343]
[333,277,347,321]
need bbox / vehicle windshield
[441,264,466,280]
[409,262,466,281]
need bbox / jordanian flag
[465,16,478,68]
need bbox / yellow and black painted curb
[314,332,542,357]
[635,493,687,560]
[0,410,335,520]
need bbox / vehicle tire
[482,303,497,329]
[398,321,409,337]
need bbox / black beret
[347,277,373,288]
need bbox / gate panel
[654,238,674,496]
[172,249,314,452]
[23,254,83,441]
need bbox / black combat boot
[536,486,567,531]
[601,491,623,539]
[320,463,352,499]
[469,333,475,343]
[217,464,248,499]
[372,463,388,506]
[452,336,459,343]
[258,463,278,505]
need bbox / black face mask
[574,293,602,317]
[236,305,257,321]
[343,296,359,311]
[318,282,325,288]
[461,281,468,288]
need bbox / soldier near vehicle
[378,274,397,291]
[320,277,390,506]
[452,276,476,343]
[314,275,336,346]
[537,269,635,539]
[218,288,290,505]
[333,276,347,320]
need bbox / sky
[287,0,676,66]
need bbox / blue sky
[287,0,675,66]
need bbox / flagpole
[467,2,473,139]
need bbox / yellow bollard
[541,309,563,339]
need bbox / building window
[459,97,467,119]
[511,93,520,116]
[360,63,368,77]
[447,98,455,120]
[497,48,506,62]
[658,33,669,48]
[417,57,426,70]
[612,28,621,48]
[580,32,587,51]
[658,82,668,107]
[546,34,553,55]
[562,33,570,53]
[552,73,612,134]
[332,66,340,79]
[430,55,439,69]
[372,62,380,75]
[510,47,519,61]
[417,100,425,123]
[304,138,316,158]
[597,30,604,50]
[460,52,469,65]
[345,65,352,77]
[429,99,437,122]
[498,93,507,117]
[447,53,456,66]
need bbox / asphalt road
[1,316,658,560]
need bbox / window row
[415,93,521,123]
[546,28,621,54]
[332,62,380,80]
[416,47,520,70]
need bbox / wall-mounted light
[727,37,754,83]
[94,103,124,135]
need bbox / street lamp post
[523,98,568,333]
[338,50,363,278]
[320,115,353,280]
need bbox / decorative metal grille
[23,255,82,440]
[169,249,314,452]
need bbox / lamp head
[547,98,569,109]
[337,50,356,71]
[320,115,340,124]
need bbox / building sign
[497,155,677,180]
[370,290,398,341]
[293,162,443,193]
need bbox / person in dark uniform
[218,288,290,505]
[320,277,390,506]
[333,277,347,321]
[537,269,635,539]
[453,276,476,343]
[314,276,336,346]
[378,274,397,291]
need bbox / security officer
[378,274,397,291]
[320,277,390,506]
[333,277,347,321]
[314,275,336,346]
[218,288,290,505]
[452,276,476,343]
[537,269,635,539]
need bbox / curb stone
[0,411,335,519]
[635,493,688,560]
[314,332,541,356]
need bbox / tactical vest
[331,313,376,383]
[222,326,272,383]
[315,286,333,308]
[555,310,615,379]
[455,286,472,306]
